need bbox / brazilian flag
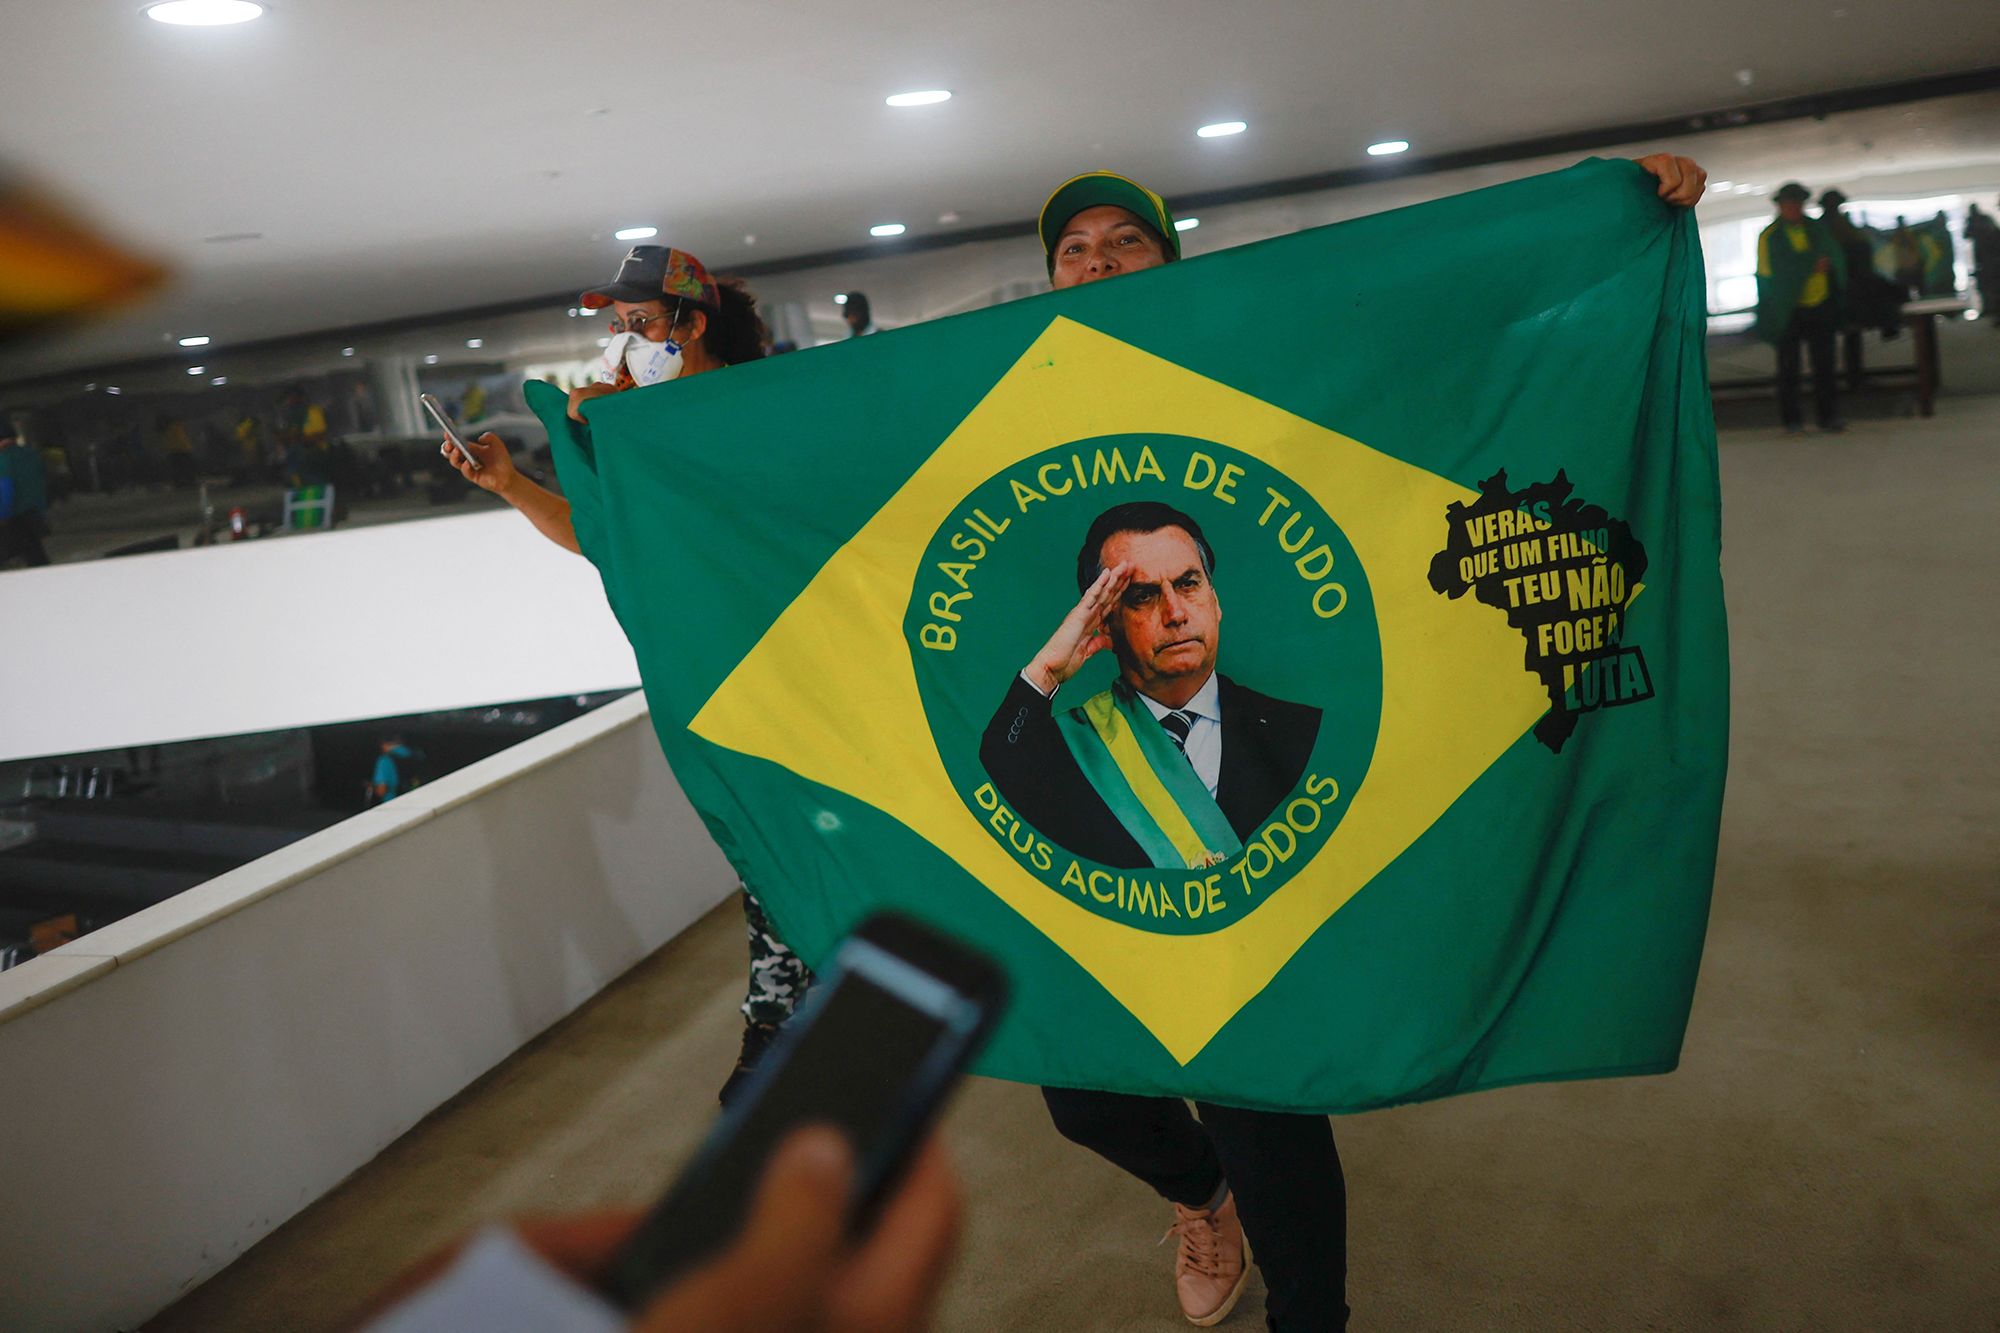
[1915,214,1958,297]
[528,159,1726,1113]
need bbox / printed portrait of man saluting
[980,499,1322,870]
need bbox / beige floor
[148,394,2000,1332]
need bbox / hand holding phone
[601,912,1007,1312]
[633,1125,962,1331]
[363,1129,962,1333]
[422,393,478,470]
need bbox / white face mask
[597,330,686,387]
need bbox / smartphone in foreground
[600,911,1008,1311]
[420,393,476,468]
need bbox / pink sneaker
[1162,1192,1251,1325]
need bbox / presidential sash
[1052,684,1244,870]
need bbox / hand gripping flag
[528,159,1727,1113]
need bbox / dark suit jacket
[979,672,1321,868]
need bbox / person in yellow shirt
[160,415,197,489]
[1754,183,1848,434]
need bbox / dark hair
[690,277,768,366]
[843,291,872,326]
[1075,501,1215,593]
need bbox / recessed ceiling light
[886,90,952,107]
[187,365,205,375]
[938,210,961,225]
[834,293,849,305]
[341,346,356,356]
[1174,217,1200,232]
[1196,121,1247,138]
[106,386,122,395]
[423,354,440,364]
[870,223,907,237]
[614,225,658,241]
[1709,180,1734,190]
[743,233,757,246]
[466,338,483,348]
[145,1,264,25]
[1366,140,1410,156]
[177,335,211,347]
[211,375,228,386]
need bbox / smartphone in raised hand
[421,393,478,470]
[600,911,1008,1311]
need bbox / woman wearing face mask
[443,246,805,1099]
[441,245,766,554]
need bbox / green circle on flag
[904,433,1383,936]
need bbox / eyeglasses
[605,302,683,337]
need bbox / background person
[278,385,331,486]
[1818,188,1907,386]
[233,410,264,485]
[161,414,198,490]
[1968,202,2000,326]
[441,245,764,554]
[1889,215,1922,297]
[440,244,806,1100]
[1755,182,1848,435]
[0,413,52,568]
[367,736,424,806]
[840,290,874,337]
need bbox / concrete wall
[0,692,735,1331]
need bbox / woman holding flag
[440,244,806,1101]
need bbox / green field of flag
[528,158,1727,1113]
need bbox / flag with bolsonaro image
[529,158,1726,1113]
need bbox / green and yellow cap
[1037,171,1180,273]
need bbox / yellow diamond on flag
[691,317,1547,1063]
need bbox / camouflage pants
[741,888,813,1025]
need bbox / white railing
[0,692,736,1331]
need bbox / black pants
[1776,302,1839,428]
[1042,1087,1349,1331]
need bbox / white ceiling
[3,0,1997,381]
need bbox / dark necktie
[1160,709,1196,760]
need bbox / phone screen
[602,919,1003,1310]
[692,948,966,1220]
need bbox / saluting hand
[1024,563,1132,696]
